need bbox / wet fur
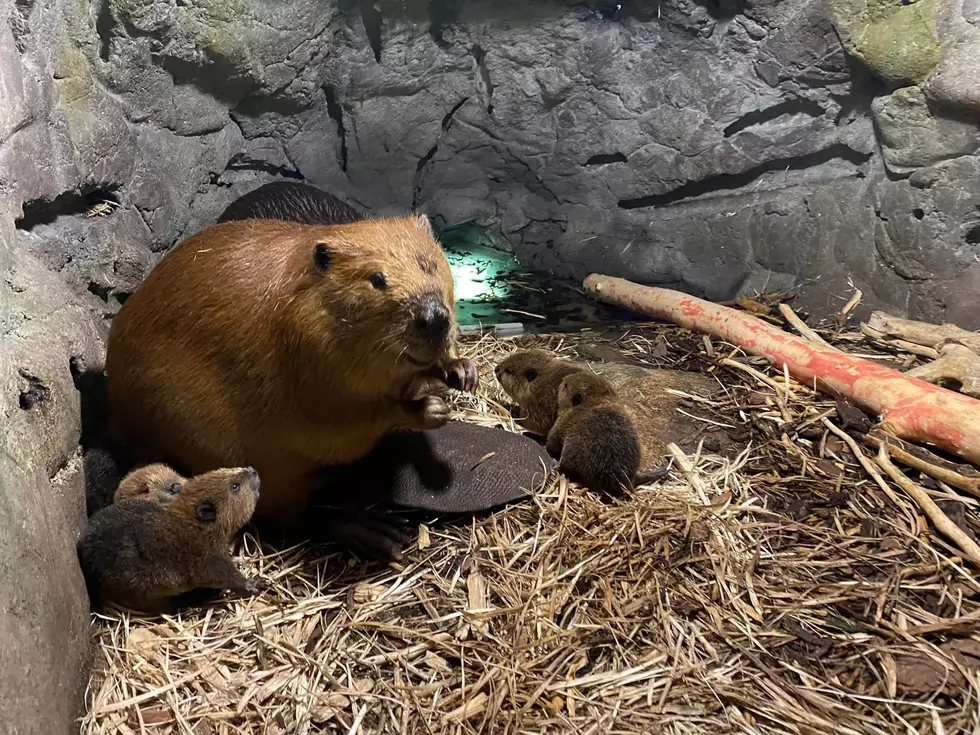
[106,217,471,532]
[77,467,262,614]
[218,181,362,227]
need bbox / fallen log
[582,275,980,466]
[905,343,980,399]
[864,311,980,354]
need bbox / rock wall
[1,0,979,731]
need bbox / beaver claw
[417,394,450,429]
[443,358,479,393]
[313,510,413,562]
[244,577,268,596]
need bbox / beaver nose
[415,294,451,342]
[245,466,260,494]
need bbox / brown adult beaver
[77,467,264,614]
[105,215,478,558]
[217,180,362,226]
[113,463,185,504]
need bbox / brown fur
[77,467,264,614]
[556,371,668,473]
[495,349,718,448]
[105,216,477,532]
[113,463,185,504]
[495,349,585,435]
[546,373,644,497]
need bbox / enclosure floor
[82,323,979,734]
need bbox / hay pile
[82,324,980,735]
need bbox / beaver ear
[571,393,583,407]
[196,500,217,523]
[414,214,433,235]
[313,241,332,271]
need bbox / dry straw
[82,324,980,734]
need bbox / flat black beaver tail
[217,181,362,227]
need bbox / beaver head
[293,215,457,372]
[494,349,559,403]
[113,463,185,504]
[168,466,261,542]
[557,371,618,415]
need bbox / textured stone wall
[1,0,979,731]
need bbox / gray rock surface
[872,86,980,176]
[2,0,980,731]
[69,0,980,327]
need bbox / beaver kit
[546,370,667,496]
[78,466,264,615]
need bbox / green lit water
[437,220,650,333]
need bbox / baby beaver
[495,349,585,435]
[77,466,265,614]
[113,463,185,504]
[547,372,665,497]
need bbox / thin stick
[862,434,980,499]
[666,443,709,504]
[875,446,980,566]
[719,358,797,399]
[779,303,839,352]
[837,289,863,326]
[821,418,917,535]
[860,324,939,359]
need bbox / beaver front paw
[244,577,268,596]
[443,358,479,393]
[404,373,450,402]
[417,394,450,429]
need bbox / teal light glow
[450,258,500,301]
[437,220,523,327]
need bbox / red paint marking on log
[586,276,980,460]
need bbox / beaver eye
[231,482,240,493]
[525,369,537,382]
[313,242,331,271]
[572,393,583,407]
[166,481,182,495]
[369,272,387,290]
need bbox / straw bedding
[82,323,980,734]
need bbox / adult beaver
[105,214,478,558]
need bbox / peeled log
[583,275,980,467]
[865,311,980,354]
[905,343,980,399]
